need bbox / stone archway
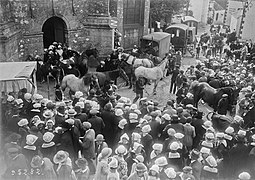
[42,16,68,48]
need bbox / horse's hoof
[153,92,156,95]
[128,86,132,89]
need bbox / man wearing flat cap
[88,109,105,135]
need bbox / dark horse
[190,81,237,111]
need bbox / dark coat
[41,145,56,161]
[228,142,249,178]
[141,134,153,163]
[7,115,21,134]
[88,115,105,135]
[75,113,88,123]
[55,113,66,127]
[191,118,206,149]
[149,119,160,140]
[101,110,118,148]
[190,160,202,180]
[58,129,76,160]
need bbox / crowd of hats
[3,51,255,180]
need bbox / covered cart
[165,23,196,54]
[0,61,37,95]
[140,32,171,58]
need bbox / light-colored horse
[61,74,90,98]
[121,53,154,68]
[134,58,169,95]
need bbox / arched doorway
[42,16,68,48]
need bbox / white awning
[0,61,37,93]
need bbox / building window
[123,0,145,25]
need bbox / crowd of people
[2,29,255,180]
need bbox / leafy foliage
[150,0,186,22]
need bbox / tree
[150,0,186,24]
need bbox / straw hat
[141,124,151,133]
[115,109,124,116]
[43,110,54,118]
[31,155,44,168]
[75,157,88,167]
[53,150,69,164]
[152,143,163,151]
[170,142,179,151]
[150,165,159,174]
[43,132,54,143]
[7,95,15,102]
[67,109,77,116]
[162,114,171,121]
[120,133,129,141]
[74,91,83,99]
[133,155,144,163]
[174,132,184,139]
[26,134,38,146]
[83,122,92,129]
[17,119,29,127]
[200,147,210,154]
[118,119,127,129]
[225,127,234,134]
[167,128,176,136]
[155,157,168,167]
[90,108,99,115]
[115,145,127,155]
[165,168,176,179]
[238,172,251,180]
[99,148,112,159]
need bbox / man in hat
[217,94,229,115]
[170,65,180,94]
[55,102,66,127]
[141,125,153,163]
[74,103,88,123]
[95,134,108,157]
[189,149,202,180]
[164,114,184,134]
[101,103,118,148]
[176,82,189,104]
[79,121,96,175]
[88,109,105,135]
[58,121,77,161]
[67,108,84,136]
[133,77,146,103]
[149,111,161,140]
[75,157,90,180]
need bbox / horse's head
[189,81,199,94]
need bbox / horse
[207,111,234,132]
[120,53,154,88]
[61,74,92,98]
[189,81,237,111]
[134,58,169,95]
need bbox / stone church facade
[0,0,150,62]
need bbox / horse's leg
[153,80,158,95]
